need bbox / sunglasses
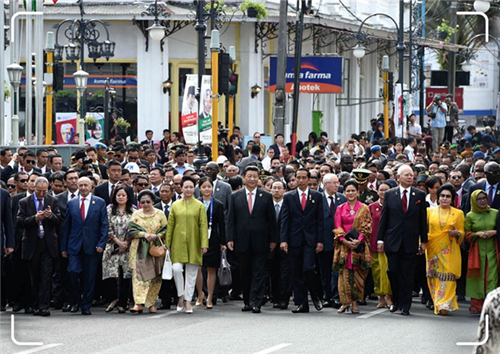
[128,157,138,160]
[139,200,151,204]
[25,160,36,164]
[115,154,122,158]
[450,176,463,180]
[7,184,16,188]
[439,194,452,199]
[137,183,149,187]
[19,179,28,183]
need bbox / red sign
[426,88,463,110]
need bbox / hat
[124,163,140,174]
[95,142,107,150]
[106,150,115,155]
[494,148,500,155]
[216,155,228,164]
[449,144,458,150]
[259,170,271,180]
[174,149,185,158]
[385,179,397,188]
[416,174,429,184]
[485,126,492,132]
[352,168,371,184]
[473,151,484,159]
[371,145,381,152]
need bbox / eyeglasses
[25,160,36,164]
[140,172,149,175]
[7,184,16,188]
[439,194,452,199]
[139,200,151,204]
[19,179,28,183]
[477,197,488,202]
[128,156,138,160]
[136,183,149,187]
[115,154,122,158]
[450,176,463,180]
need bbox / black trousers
[7,248,31,308]
[226,249,241,297]
[52,251,70,305]
[318,250,334,301]
[413,253,431,301]
[386,247,415,311]
[444,125,454,143]
[102,272,130,308]
[268,248,281,303]
[28,239,54,310]
[238,250,267,308]
[159,279,177,306]
[456,247,468,297]
[289,246,316,307]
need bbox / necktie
[178,194,182,200]
[275,203,280,222]
[402,190,408,214]
[153,186,158,194]
[164,204,170,219]
[81,197,86,221]
[20,166,24,172]
[329,196,335,216]
[489,186,494,206]
[110,184,115,197]
[301,193,306,211]
[37,199,44,239]
[248,192,253,214]
[71,193,75,199]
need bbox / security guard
[353,168,378,205]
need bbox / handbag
[344,229,365,253]
[162,250,173,280]
[218,249,232,286]
[149,236,166,258]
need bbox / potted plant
[114,117,130,136]
[55,90,75,99]
[240,1,268,22]
[4,82,10,102]
[85,115,98,130]
[436,19,456,42]
[205,0,225,12]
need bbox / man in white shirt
[404,138,417,163]
[407,114,422,139]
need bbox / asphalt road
[0,298,480,354]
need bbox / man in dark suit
[463,162,500,214]
[140,129,155,148]
[0,189,14,311]
[227,166,277,313]
[94,160,123,206]
[320,173,345,309]
[377,165,428,316]
[17,177,61,316]
[61,177,108,315]
[238,145,262,175]
[269,133,285,158]
[281,168,324,313]
[1,150,42,183]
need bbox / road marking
[148,311,179,319]
[14,343,63,354]
[253,343,292,354]
[356,308,388,319]
[457,314,489,346]
[11,315,43,346]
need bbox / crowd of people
[1,114,500,319]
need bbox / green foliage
[114,117,131,128]
[205,0,225,12]
[436,19,457,42]
[84,115,98,125]
[55,90,75,98]
[4,83,10,101]
[240,1,268,22]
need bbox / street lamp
[7,63,23,145]
[352,44,366,59]
[140,0,168,42]
[33,81,48,97]
[474,0,490,13]
[73,69,89,140]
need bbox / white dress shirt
[67,190,79,201]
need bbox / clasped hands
[35,207,52,221]
[476,230,495,239]
[343,238,361,250]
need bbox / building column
[136,33,169,141]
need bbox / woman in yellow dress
[426,183,465,315]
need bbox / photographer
[426,94,447,153]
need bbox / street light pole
[7,63,23,146]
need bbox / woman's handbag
[344,229,365,253]
[218,250,232,286]
[149,236,166,258]
[162,250,173,280]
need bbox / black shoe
[421,298,427,304]
[412,291,419,298]
[12,304,23,313]
[312,298,323,311]
[24,307,34,314]
[428,304,434,311]
[81,309,92,315]
[252,306,261,313]
[62,304,72,312]
[230,294,243,301]
[389,304,398,313]
[357,300,367,306]
[105,305,116,313]
[368,294,378,300]
[70,304,80,313]
[292,305,310,313]
[241,305,252,312]
[50,301,63,310]
[212,298,218,306]
[332,301,342,310]
[222,296,229,303]
[401,309,410,316]
[34,309,50,317]
[273,303,281,309]
[279,302,288,310]
[322,301,332,308]
[158,303,171,310]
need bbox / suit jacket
[377,187,428,254]
[226,188,277,253]
[61,194,108,256]
[11,192,27,251]
[322,192,346,252]
[141,139,154,148]
[17,194,61,260]
[0,189,14,253]
[281,189,324,248]
[269,143,282,158]
[94,183,136,207]
[1,164,42,183]
[238,156,262,175]
[147,163,163,172]
[463,181,500,215]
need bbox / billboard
[55,112,77,144]
[269,56,343,93]
[181,75,199,145]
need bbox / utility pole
[211,30,220,162]
[273,0,288,137]
[448,1,458,100]
[35,0,44,145]
[45,32,55,145]
[228,46,236,135]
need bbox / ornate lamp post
[144,0,167,42]
[73,69,89,140]
[7,63,23,145]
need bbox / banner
[55,113,77,144]
[269,57,343,93]
[198,75,212,145]
[426,88,464,110]
[84,112,105,146]
[181,75,199,145]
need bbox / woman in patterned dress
[102,185,134,313]
[127,189,167,314]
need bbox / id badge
[207,227,212,240]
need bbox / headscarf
[470,189,490,214]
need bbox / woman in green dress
[166,175,208,314]
[127,189,167,314]
[465,189,500,313]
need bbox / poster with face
[199,75,212,145]
[84,112,105,145]
[181,74,199,145]
[55,112,77,144]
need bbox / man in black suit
[1,150,42,183]
[145,149,163,172]
[377,165,428,316]
[140,129,155,147]
[227,166,277,313]
[0,189,14,311]
[94,160,123,206]
[281,168,324,313]
[238,145,262,175]
[17,177,61,316]
[269,133,285,159]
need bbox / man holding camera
[426,94,447,153]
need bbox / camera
[82,157,93,165]
[428,112,436,119]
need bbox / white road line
[356,308,388,319]
[14,343,63,354]
[253,343,292,354]
[148,311,179,319]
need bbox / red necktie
[248,192,253,214]
[20,167,24,172]
[301,193,306,211]
[80,197,86,221]
[71,193,75,199]
[402,190,407,214]
[178,195,182,200]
